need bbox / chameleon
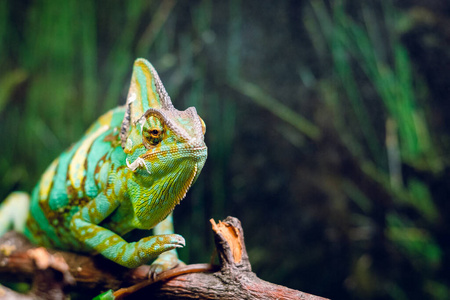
[0,58,207,272]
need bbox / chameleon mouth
[140,146,207,160]
[126,146,207,173]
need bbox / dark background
[1,1,450,299]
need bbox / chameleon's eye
[199,117,206,135]
[142,116,164,147]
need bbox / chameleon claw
[148,251,184,279]
[169,234,185,248]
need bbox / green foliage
[92,289,114,300]
[302,1,448,298]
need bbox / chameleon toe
[171,235,185,247]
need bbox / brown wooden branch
[0,217,328,299]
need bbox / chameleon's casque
[0,58,207,270]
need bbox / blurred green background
[1,0,450,299]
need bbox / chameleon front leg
[70,193,185,268]
[0,192,30,236]
[150,212,185,274]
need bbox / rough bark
[0,217,328,299]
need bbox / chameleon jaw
[174,164,198,206]
[134,163,199,229]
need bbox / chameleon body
[0,58,207,270]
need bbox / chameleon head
[120,58,207,204]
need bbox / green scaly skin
[0,58,207,270]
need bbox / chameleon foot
[148,248,185,278]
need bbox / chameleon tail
[0,192,30,236]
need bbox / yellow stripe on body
[130,80,143,122]
[39,158,59,201]
[69,125,110,189]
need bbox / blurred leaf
[230,81,321,141]
[424,280,450,300]
[387,213,442,267]
[0,70,28,113]
[407,179,438,222]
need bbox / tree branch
[0,217,328,299]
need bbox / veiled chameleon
[0,58,207,271]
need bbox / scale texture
[1,58,207,270]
